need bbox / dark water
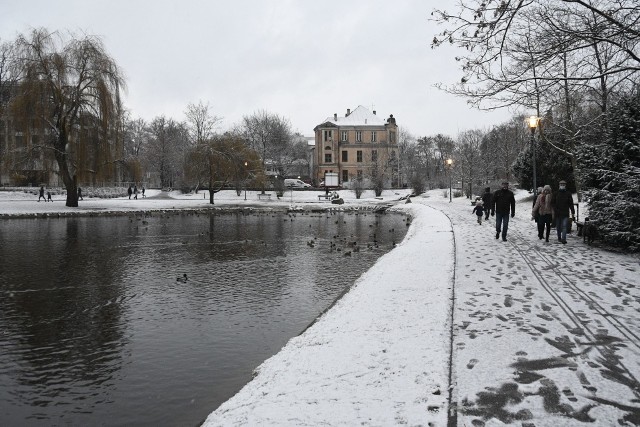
[0,210,407,426]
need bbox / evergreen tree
[580,92,640,252]
[513,137,574,192]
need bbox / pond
[0,209,408,426]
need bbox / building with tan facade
[313,105,398,188]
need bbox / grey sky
[1,0,515,137]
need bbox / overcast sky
[1,0,516,137]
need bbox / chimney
[334,113,337,121]
[346,109,351,116]
[373,110,376,115]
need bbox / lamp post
[446,158,453,202]
[244,161,248,200]
[527,116,539,195]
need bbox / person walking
[551,180,575,244]
[532,185,553,242]
[481,187,492,220]
[491,181,516,241]
[127,185,133,199]
[134,185,138,200]
[77,187,83,201]
[38,186,46,202]
[472,199,484,225]
[533,186,543,207]
[142,186,146,198]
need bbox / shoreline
[0,202,399,220]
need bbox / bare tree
[186,134,261,204]
[146,117,188,189]
[456,129,485,197]
[481,118,528,182]
[10,28,125,206]
[241,110,292,173]
[184,100,221,146]
[431,0,639,111]
[0,39,20,185]
[122,114,149,184]
[395,126,415,188]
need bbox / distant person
[142,186,146,198]
[134,185,138,200]
[551,180,575,244]
[77,187,83,201]
[533,186,543,207]
[47,191,52,202]
[481,187,492,220]
[491,181,516,241]
[472,199,484,224]
[38,186,46,202]
[532,185,553,242]
[127,185,133,199]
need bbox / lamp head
[527,116,538,129]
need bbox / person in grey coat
[532,185,553,242]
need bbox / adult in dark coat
[491,181,516,241]
[481,187,492,220]
[551,180,575,244]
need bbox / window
[342,170,349,182]
[371,150,378,162]
[325,145,332,150]
[342,151,348,162]
[371,131,377,142]
[325,153,332,163]
[323,130,333,141]
[341,131,348,141]
[357,151,363,162]
[356,131,362,142]
[389,131,395,143]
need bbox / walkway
[203,194,640,426]
[439,195,640,426]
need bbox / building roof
[318,105,387,128]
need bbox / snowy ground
[1,187,638,426]
[0,187,403,217]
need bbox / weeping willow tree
[12,28,125,207]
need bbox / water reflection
[0,210,407,426]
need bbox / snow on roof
[320,105,387,127]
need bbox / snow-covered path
[429,195,640,426]
[203,202,455,426]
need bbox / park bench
[318,194,332,201]
[258,193,272,200]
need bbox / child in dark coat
[472,199,484,224]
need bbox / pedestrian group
[472,180,575,245]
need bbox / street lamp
[446,158,453,203]
[244,161,248,200]
[527,116,539,195]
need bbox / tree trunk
[53,136,78,208]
